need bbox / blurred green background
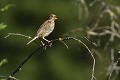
[0,0,120,80]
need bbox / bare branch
[7,46,42,80]
[69,37,96,80]
[107,57,120,80]
[5,33,31,39]
[6,37,96,80]
[59,38,69,49]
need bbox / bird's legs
[40,41,47,49]
[43,37,50,42]
[42,37,52,47]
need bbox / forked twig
[107,58,120,80]
[5,35,96,80]
[58,38,69,49]
[51,37,96,80]
[81,36,98,47]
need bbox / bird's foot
[48,41,52,47]
[43,38,52,47]
[41,41,46,50]
[41,41,52,50]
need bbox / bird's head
[49,14,57,20]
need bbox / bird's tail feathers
[26,36,38,45]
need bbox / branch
[5,33,31,39]
[69,37,96,80]
[107,58,120,80]
[6,37,96,80]
[7,46,42,80]
[51,37,96,80]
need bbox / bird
[26,14,57,45]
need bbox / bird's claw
[48,41,52,47]
[41,41,52,50]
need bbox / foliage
[0,59,8,67]
[0,59,8,80]
[0,2,15,80]
[0,4,15,12]
[0,23,7,31]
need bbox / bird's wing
[36,20,49,35]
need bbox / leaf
[0,59,8,67]
[0,4,15,12]
[0,23,7,30]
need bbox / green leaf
[0,59,8,67]
[0,4,15,12]
[0,23,7,30]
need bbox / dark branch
[7,46,42,80]
[7,37,96,80]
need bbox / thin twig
[5,33,31,39]
[58,38,69,49]
[83,37,98,47]
[6,37,96,80]
[69,37,96,80]
[52,37,96,80]
[107,57,120,80]
[0,75,7,78]
[4,33,40,46]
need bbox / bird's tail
[26,36,38,45]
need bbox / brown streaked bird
[26,14,57,45]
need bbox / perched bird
[26,14,57,45]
